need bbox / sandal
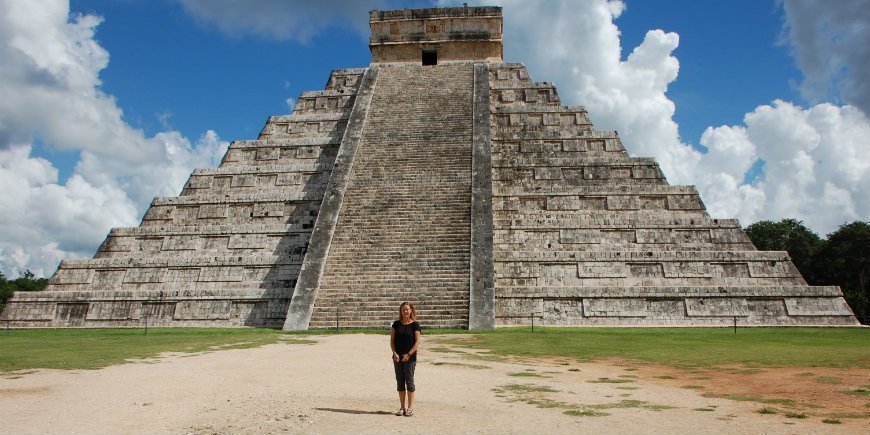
[395,408,405,416]
[405,408,414,417]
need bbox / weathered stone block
[583,298,647,317]
[784,297,852,316]
[198,267,244,282]
[685,298,749,316]
[87,301,141,320]
[578,262,625,278]
[175,300,232,320]
[124,269,164,284]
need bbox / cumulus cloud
[0,1,228,277]
[700,102,870,232]
[450,0,870,235]
[175,0,396,42]
[4,0,867,277]
[452,0,700,183]
[781,0,870,117]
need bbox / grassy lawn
[1,327,867,373]
[0,328,284,372]
[439,327,870,369]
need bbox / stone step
[494,242,756,252]
[495,285,845,298]
[314,302,469,311]
[226,137,340,149]
[309,319,467,329]
[309,64,475,327]
[322,277,469,284]
[495,250,793,262]
[150,191,326,205]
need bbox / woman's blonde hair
[398,301,417,321]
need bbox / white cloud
[781,0,870,117]
[696,101,870,233]
[453,0,870,235]
[175,0,396,42]
[743,101,869,230]
[4,0,867,277]
[454,0,700,183]
[0,1,228,277]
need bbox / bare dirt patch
[638,363,870,422]
[0,334,864,434]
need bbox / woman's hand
[392,352,400,362]
[401,353,410,362]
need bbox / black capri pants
[393,360,416,392]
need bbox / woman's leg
[394,361,407,412]
[404,361,416,413]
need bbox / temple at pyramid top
[369,6,503,64]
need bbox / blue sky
[65,0,801,159]
[1,0,868,277]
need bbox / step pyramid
[2,6,857,329]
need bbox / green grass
[563,409,610,417]
[430,361,490,369]
[3,326,868,374]
[508,371,548,378]
[493,383,558,394]
[703,393,796,407]
[586,399,675,411]
[824,412,869,419]
[587,377,634,384]
[845,387,870,396]
[439,327,869,368]
[0,328,285,372]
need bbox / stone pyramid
[2,6,857,329]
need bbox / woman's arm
[390,327,399,362]
[407,330,421,356]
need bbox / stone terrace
[1,69,366,328]
[488,63,856,326]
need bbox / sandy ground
[1,334,867,434]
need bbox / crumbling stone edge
[283,67,380,330]
[468,62,496,330]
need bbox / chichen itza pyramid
[1,6,858,329]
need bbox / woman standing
[390,301,421,417]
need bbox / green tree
[745,219,825,283]
[814,222,870,324]
[0,269,49,312]
[0,271,9,313]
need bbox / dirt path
[0,334,866,434]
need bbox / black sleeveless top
[392,320,421,362]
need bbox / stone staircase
[309,64,475,329]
